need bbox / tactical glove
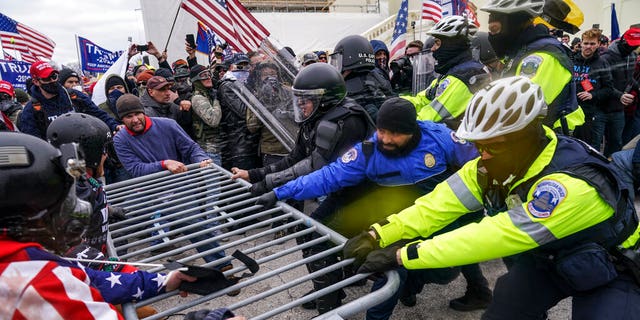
[256,191,278,208]
[357,245,401,274]
[343,231,380,270]
[249,180,268,197]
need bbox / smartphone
[186,34,196,49]
[136,44,149,52]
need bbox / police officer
[481,0,584,133]
[330,35,395,121]
[344,76,640,319]
[403,15,489,130]
[257,97,485,318]
[231,63,374,198]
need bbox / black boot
[449,285,492,311]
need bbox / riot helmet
[0,132,91,253]
[330,35,375,72]
[291,63,346,123]
[47,113,112,170]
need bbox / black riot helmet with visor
[46,113,113,170]
[291,63,346,123]
[0,132,92,254]
[329,35,376,73]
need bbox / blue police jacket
[274,120,478,201]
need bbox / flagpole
[75,34,83,75]
[164,3,182,52]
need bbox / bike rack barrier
[104,162,399,319]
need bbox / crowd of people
[2,0,640,319]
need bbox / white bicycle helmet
[427,15,478,39]
[481,0,544,17]
[456,76,547,140]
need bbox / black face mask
[0,99,14,112]
[481,127,547,184]
[40,81,61,95]
[433,37,470,74]
[108,90,124,107]
[488,32,513,58]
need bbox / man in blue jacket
[258,98,488,318]
[18,61,120,139]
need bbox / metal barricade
[104,163,399,320]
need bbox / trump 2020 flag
[389,0,410,62]
[77,36,120,73]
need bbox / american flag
[3,49,14,60]
[181,0,270,53]
[389,0,410,62]
[422,0,443,23]
[0,13,55,64]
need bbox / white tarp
[139,0,385,65]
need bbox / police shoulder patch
[519,55,543,78]
[341,148,358,163]
[450,131,467,144]
[435,78,450,97]
[527,179,567,218]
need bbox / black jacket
[572,50,614,114]
[600,42,639,112]
[217,78,260,164]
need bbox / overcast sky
[2,0,146,64]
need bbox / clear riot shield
[228,52,300,152]
[411,50,437,96]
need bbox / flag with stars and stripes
[389,0,410,61]
[422,0,443,23]
[181,0,270,53]
[0,13,55,63]
[1,241,169,319]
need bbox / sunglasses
[474,140,511,156]
[39,73,59,82]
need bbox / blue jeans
[592,111,624,156]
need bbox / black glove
[249,180,268,197]
[357,245,401,274]
[343,231,380,270]
[256,191,277,207]
[184,308,236,320]
[108,206,128,223]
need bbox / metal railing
[105,163,399,319]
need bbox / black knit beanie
[58,68,80,85]
[376,97,417,134]
[105,76,126,90]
